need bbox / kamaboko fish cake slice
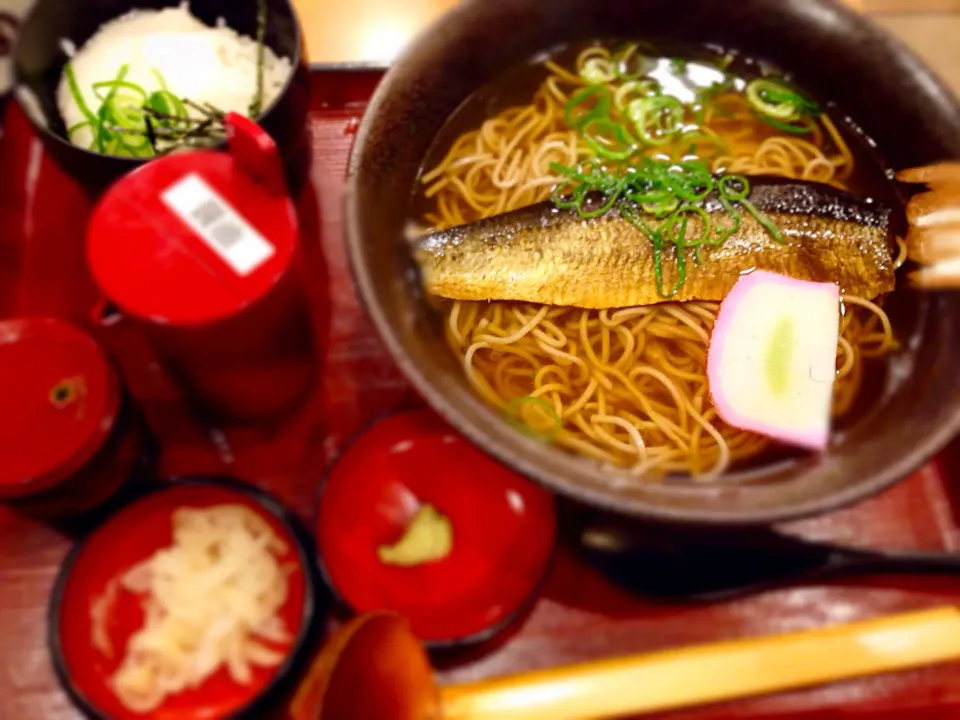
[707,270,841,451]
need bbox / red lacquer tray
[3,71,960,720]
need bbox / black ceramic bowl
[14,0,310,196]
[346,0,960,525]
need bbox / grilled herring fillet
[413,177,895,308]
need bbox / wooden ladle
[291,607,960,720]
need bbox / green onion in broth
[505,396,563,441]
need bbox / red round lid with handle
[85,115,299,326]
[0,317,119,499]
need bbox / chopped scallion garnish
[550,46,815,296]
[550,158,784,297]
[63,0,270,159]
[745,78,821,134]
[505,396,563,441]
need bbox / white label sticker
[160,173,275,276]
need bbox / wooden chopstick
[439,607,960,720]
[898,163,960,289]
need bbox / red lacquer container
[316,410,556,648]
[50,477,320,720]
[0,317,142,518]
[85,115,317,425]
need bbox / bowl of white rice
[13,0,309,195]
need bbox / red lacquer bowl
[49,478,318,720]
[316,409,557,647]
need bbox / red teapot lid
[85,114,299,326]
[0,318,119,498]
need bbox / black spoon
[577,519,960,602]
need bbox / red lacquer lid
[85,115,298,326]
[0,318,119,498]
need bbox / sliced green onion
[664,170,711,202]
[741,198,785,243]
[551,54,796,298]
[66,120,91,143]
[746,78,821,135]
[549,161,590,182]
[93,64,130,153]
[63,63,98,126]
[146,91,173,116]
[580,57,617,85]
[505,396,562,440]
[91,79,147,104]
[628,188,672,204]
[151,68,170,92]
[564,85,612,131]
[551,178,585,209]
[710,194,743,246]
[613,79,660,112]
[115,129,151,151]
[660,215,688,297]
[550,158,784,297]
[578,181,627,218]
[746,78,802,120]
[581,118,636,161]
[62,65,230,158]
[620,203,668,297]
[671,205,712,247]
[757,114,817,135]
[718,174,749,202]
[628,96,685,146]
[642,196,680,218]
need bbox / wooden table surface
[5,1,960,720]
[295,0,960,97]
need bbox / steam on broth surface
[410,41,906,481]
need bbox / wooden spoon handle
[439,607,960,720]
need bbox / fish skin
[414,177,896,308]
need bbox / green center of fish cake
[765,316,795,396]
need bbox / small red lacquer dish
[0,316,144,518]
[49,478,319,720]
[316,409,557,648]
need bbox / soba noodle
[419,45,900,479]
